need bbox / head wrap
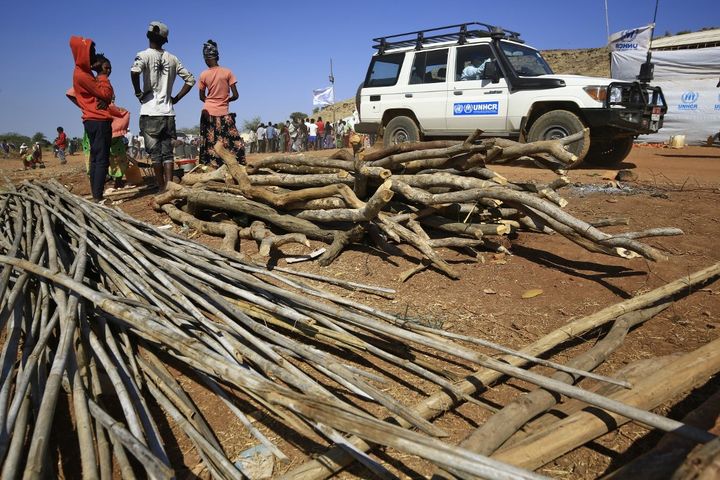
[203,40,219,60]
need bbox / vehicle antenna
[329,58,336,125]
[638,0,660,84]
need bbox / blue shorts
[308,136,316,142]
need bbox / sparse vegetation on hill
[542,47,611,78]
[0,132,33,147]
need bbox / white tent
[651,29,720,50]
[610,33,720,144]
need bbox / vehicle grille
[609,82,664,109]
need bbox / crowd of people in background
[1,139,13,158]
[245,115,366,154]
[1,135,83,162]
[3,111,373,171]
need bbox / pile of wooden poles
[153,130,682,278]
[0,181,717,479]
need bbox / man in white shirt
[336,121,345,148]
[247,129,257,153]
[137,135,146,158]
[303,118,312,151]
[256,123,266,153]
[131,21,195,192]
[461,57,490,81]
[307,119,318,151]
[287,121,298,151]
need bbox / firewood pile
[153,130,682,279]
[0,181,718,479]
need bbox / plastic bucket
[125,164,143,185]
[175,158,197,172]
[669,135,686,148]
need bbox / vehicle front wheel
[526,110,589,168]
[584,137,634,167]
[383,116,420,147]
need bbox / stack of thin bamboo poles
[0,181,715,479]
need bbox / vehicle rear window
[410,49,448,85]
[365,53,405,87]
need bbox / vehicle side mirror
[483,60,501,83]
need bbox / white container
[175,159,197,172]
[669,135,686,148]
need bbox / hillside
[314,98,357,123]
[315,47,611,120]
[542,47,611,77]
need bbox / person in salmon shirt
[197,39,245,166]
[69,36,114,202]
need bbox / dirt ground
[3,144,719,478]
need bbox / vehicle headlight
[583,86,607,103]
[609,86,623,104]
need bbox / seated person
[461,57,490,81]
[24,142,45,170]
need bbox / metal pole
[604,0,610,40]
[329,59,336,129]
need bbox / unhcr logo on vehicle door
[678,91,698,111]
[715,93,720,111]
[453,102,499,116]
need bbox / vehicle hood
[534,74,626,86]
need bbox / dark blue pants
[84,120,112,200]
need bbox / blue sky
[0,0,716,139]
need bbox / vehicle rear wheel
[526,110,589,168]
[383,116,420,147]
[584,137,634,167]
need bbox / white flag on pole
[608,24,654,52]
[312,86,334,106]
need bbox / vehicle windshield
[500,42,553,77]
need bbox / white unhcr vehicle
[355,22,667,167]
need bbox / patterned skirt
[200,112,246,166]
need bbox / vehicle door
[446,44,509,134]
[402,48,449,133]
[360,52,407,123]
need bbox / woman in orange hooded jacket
[69,36,114,202]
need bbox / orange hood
[70,36,93,74]
[69,35,114,121]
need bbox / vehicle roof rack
[372,22,523,55]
